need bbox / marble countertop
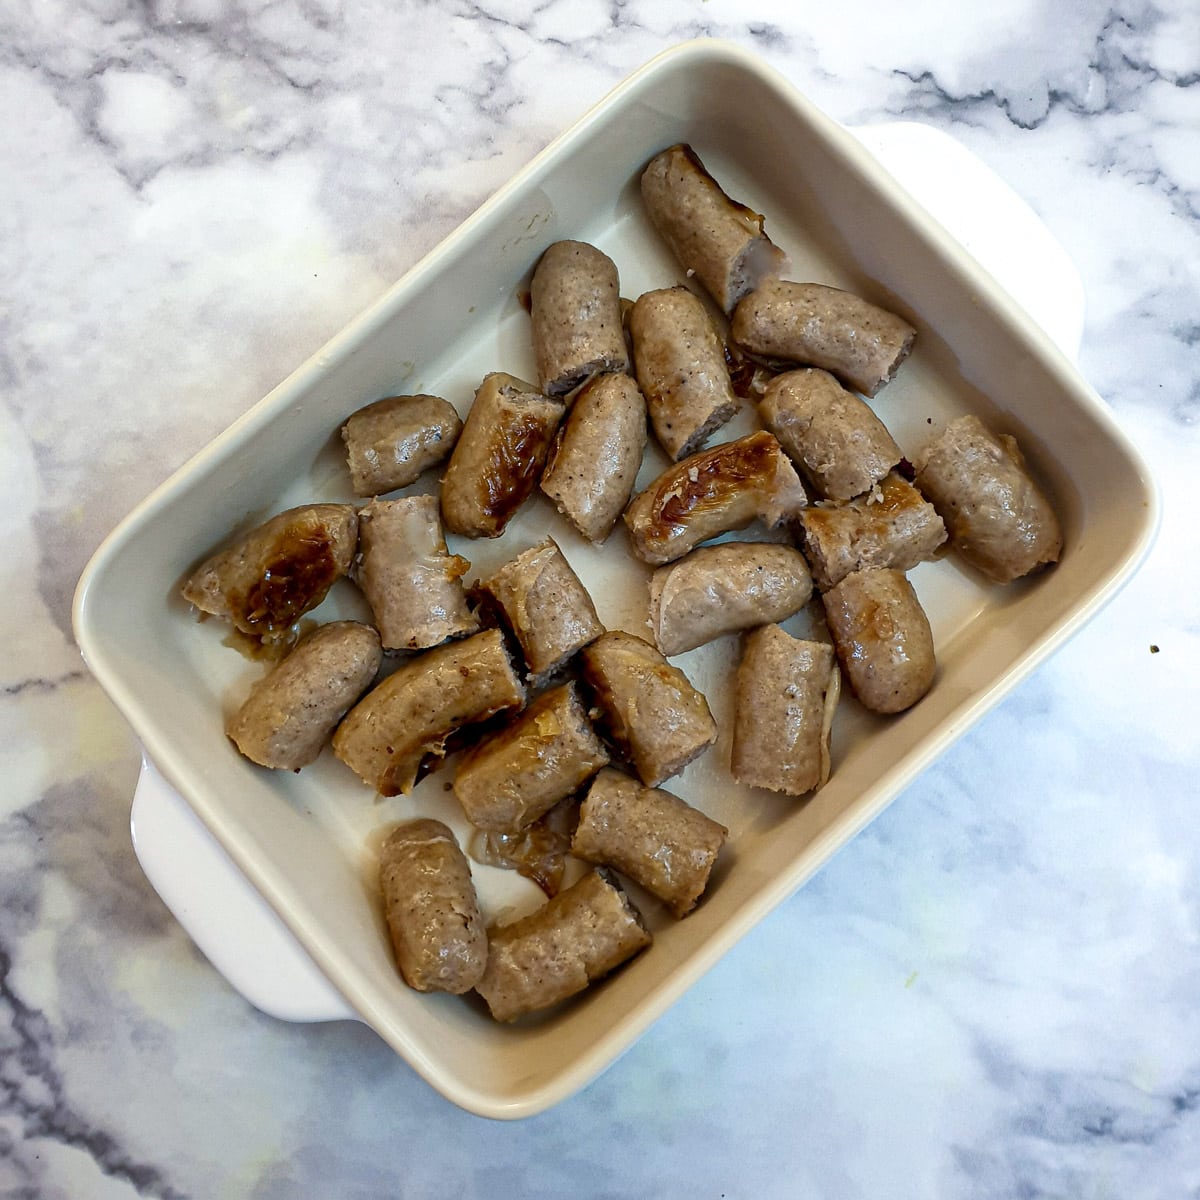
[3,1,1197,1195]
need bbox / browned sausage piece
[821,568,935,714]
[623,431,808,566]
[732,279,916,398]
[640,144,786,314]
[379,819,487,994]
[539,372,648,543]
[341,394,462,497]
[760,368,902,501]
[440,373,564,539]
[581,631,717,787]
[913,414,1063,583]
[226,621,382,770]
[474,538,604,681]
[332,628,524,796]
[353,495,477,651]
[799,472,948,591]
[730,624,840,795]
[453,683,609,833]
[181,504,357,639]
[530,241,630,396]
[649,542,813,657]
[475,868,651,1022]
[572,768,727,918]
[629,286,738,460]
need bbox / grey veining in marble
[2,0,1198,1195]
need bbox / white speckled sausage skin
[340,394,462,497]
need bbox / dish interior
[75,43,1156,1117]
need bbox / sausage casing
[530,241,630,396]
[640,144,786,314]
[453,682,610,833]
[821,568,935,714]
[474,538,604,681]
[732,279,916,398]
[332,627,524,795]
[226,621,382,770]
[649,542,813,657]
[379,819,487,994]
[629,286,738,460]
[760,368,902,501]
[475,868,651,1022]
[914,415,1062,583]
[539,372,647,543]
[353,495,477,651]
[623,431,808,566]
[581,631,717,787]
[440,373,564,538]
[181,504,357,639]
[341,394,462,497]
[799,472,948,591]
[572,768,727,918]
[730,624,839,795]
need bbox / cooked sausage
[226,621,382,769]
[759,368,902,500]
[539,372,647,543]
[629,286,738,460]
[623,431,808,566]
[474,538,604,681]
[640,144,786,314]
[530,241,630,396]
[648,542,813,657]
[440,373,564,538]
[913,414,1063,583]
[821,568,935,714]
[730,624,839,794]
[475,868,651,1022]
[341,394,462,497]
[572,768,727,918]
[353,495,477,651]
[379,819,487,994]
[732,279,916,397]
[581,631,717,787]
[181,504,357,639]
[331,627,524,795]
[453,683,609,833]
[799,472,948,591]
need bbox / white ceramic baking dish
[74,40,1157,1119]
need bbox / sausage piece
[539,372,648,543]
[821,568,935,714]
[341,394,462,497]
[649,542,813,657]
[760,368,902,501]
[730,624,839,794]
[581,631,717,787]
[332,628,524,796]
[440,373,564,538]
[913,415,1062,583]
[530,241,630,396]
[226,621,382,770]
[799,472,948,592]
[181,504,357,639]
[474,538,604,681]
[379,819,487,994]
[623,431,808,566]
[353,495,477,651]
[629,286,738,460]
[453,683,609,833]
[475,868,651,1022]
[732,279,916,398]
[572,768,727,918]
[640,144,786,314]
